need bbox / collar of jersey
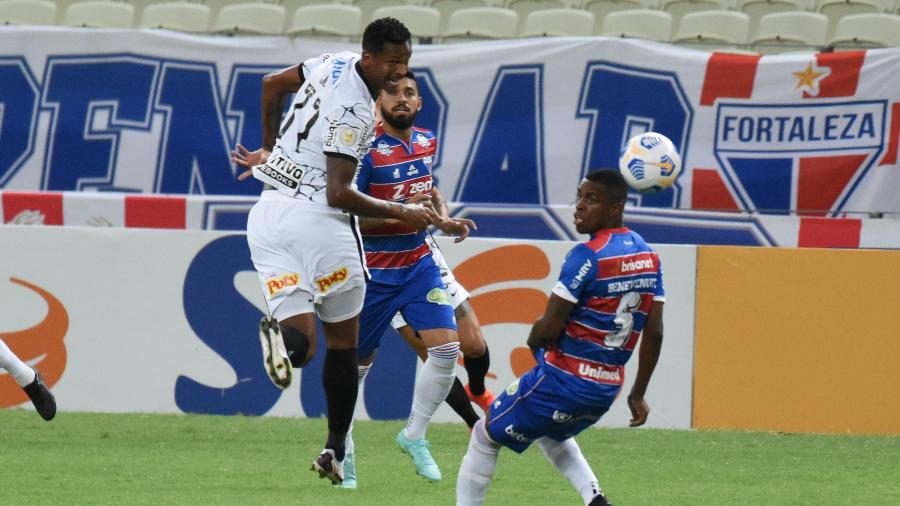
[355,61,379,100]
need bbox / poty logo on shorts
[266,273,299,296]
[426,287,450,305]
[315,267,348,293]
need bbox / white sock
[456,419,501,506]
[0,338,35,387]
[536,437,602,505]
[404,341,459,441]
[345,364,371,455]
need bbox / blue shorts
[357,260,456,359]
[485,366,617,453]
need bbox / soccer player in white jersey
[233,18,437,485]
[0,338,56,420]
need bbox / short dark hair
[363,17,412,54]
[584,169,628,204]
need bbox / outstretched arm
[628,300,664,427]
[233,64,304,179]
[326,154,438,228]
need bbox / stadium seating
[829,12,900,48]
[739,0,811,36]
[139,2,212,32]
[661,0,727,25]
[442,6,518,41]
[505,0,572,31]
[520,8,594,36]
[353,0,409,25]
[582,0,646,33]
[211,2,286,34]
[371,5,441,39]
[286,3,362,38]
[816,0,887,39]
[0,0,56,26]
[598,9,673,41]
[672,10,751,50]
[64,0,135,28]
[750,11,827,53]
[431,0,497,33]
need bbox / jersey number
[606,292,641,348]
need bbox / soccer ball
[618,132,682,193]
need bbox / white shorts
[248,190,368,321]
[390,234,470,329]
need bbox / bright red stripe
[366,243,431,269]
[124,195,186,229]
[584,297,619,313]
[361,222,416,236]
[2,192,63,225]
[700,52,761,106]
[597,252,658,279]
[544,349,624,385]
[798,217,861,248]
[565,321,608,345]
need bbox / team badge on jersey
[377,141,393,156]
[415,133,431,148]
[339,127,358,147]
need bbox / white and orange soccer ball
[618,132,682,193]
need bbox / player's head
[379,71,421,131]
[575,169,627,234]
[361,18,413,93]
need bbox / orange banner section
[693,246,900,435]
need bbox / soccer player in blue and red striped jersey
[456,170,665,506]
[347,71,476,486]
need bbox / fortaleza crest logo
[0,278,69,408]
[710,54,887,216]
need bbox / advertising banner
[0,227,695,429]
[0,27,898,216]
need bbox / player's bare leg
[339,352,376,490]
[454,302,494,414]
[398,324,480,429]
[397,327,459,481]
[536,437,611,505]
[308,286,366,486]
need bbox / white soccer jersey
[257,51,376,206]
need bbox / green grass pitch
[1,410,898,505]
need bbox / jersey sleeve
[551,243,596,303]
[320,94,374,162]
[355,152,372,194]
[653,252,666,302]
[300,53,330,79]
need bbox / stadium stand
[211,2,286,34]
[739,0,811,36]
[750,11,828,54]
[829,12,900,48]
[0,0,56,25]
[442,6,518,41]
[371,4,441,39]
[661,0,727,25]
[286,3,362,38]
[64,0,135,28]
[597,8,673,41]
[672,9,751,50]
[582,0,647,33]
[816,0,888,39]
[139,2,212,32]
[519,8,594,36]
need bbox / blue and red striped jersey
[540,227,665,401]
[356,125,437,285]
